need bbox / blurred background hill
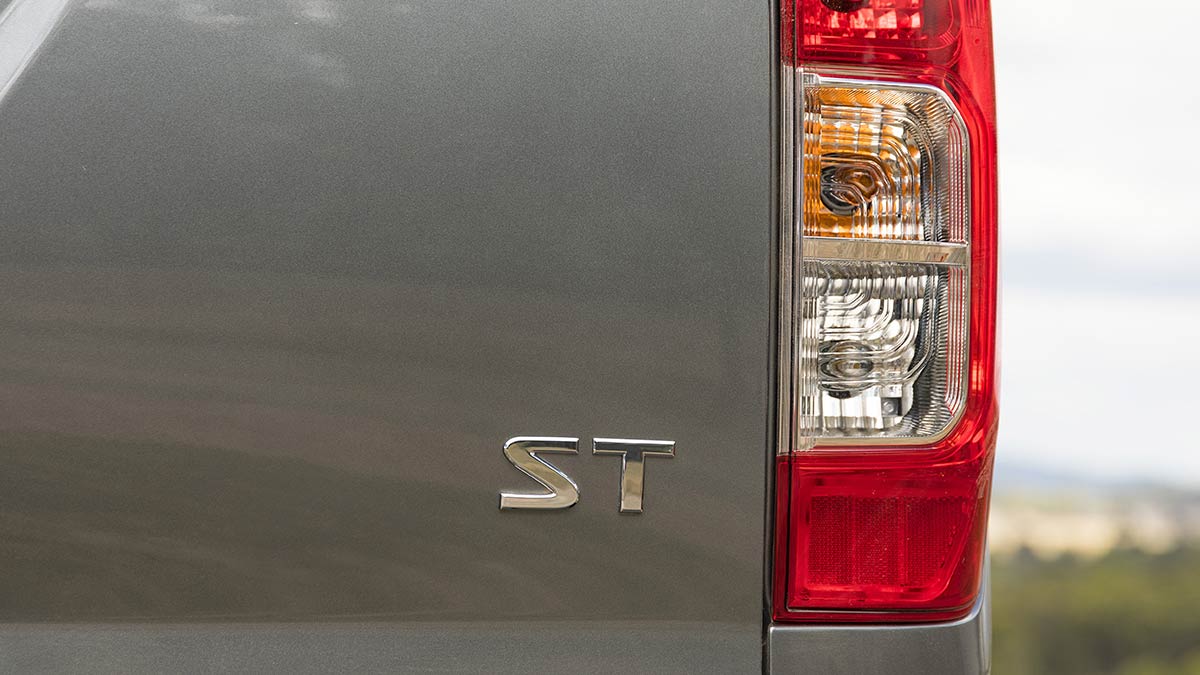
[990,467,1200,674]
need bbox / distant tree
[992,547,1200,675]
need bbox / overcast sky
[994,0,1200,485]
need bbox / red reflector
[801,0,957,56]
[808,494,970,591]
[777,450,993,619]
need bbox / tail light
[774,0,997,622]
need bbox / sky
[993,0,1200,485]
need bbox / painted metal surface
[0,621,753,674]
[768,565,992,675]
[0,0,773,667]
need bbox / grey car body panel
[0,0,773,665]
[0,621,751,674]
[0,572,987,674]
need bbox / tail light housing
[774,0,997,622]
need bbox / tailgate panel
[0,0,771,668]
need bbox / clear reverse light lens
[803,261,966,438]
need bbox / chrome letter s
[498,436,580,510]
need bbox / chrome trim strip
[774,64,798,457]
[804,237,968,267]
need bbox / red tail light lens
[801,0,959,57]
[774,0,997,623]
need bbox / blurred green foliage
[993,547,1200,674]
